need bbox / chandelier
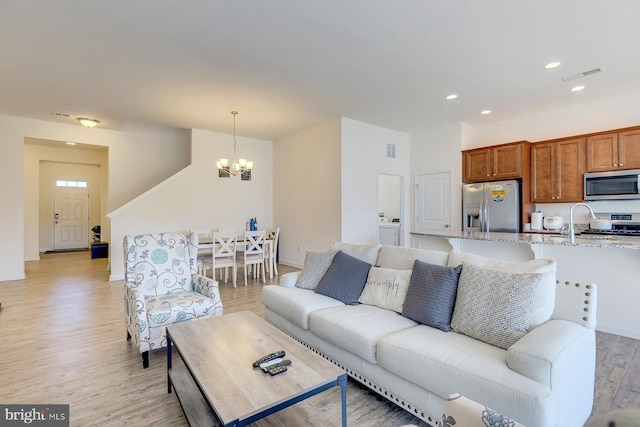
[216,111,253,179]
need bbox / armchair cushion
[146,291,220,327]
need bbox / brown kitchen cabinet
[462,141,528,182]
[586,129,640,172]
[531,138,585,203]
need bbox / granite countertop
[410,229,640,250]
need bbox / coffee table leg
[338,374,347,427]
[167,331,172,394]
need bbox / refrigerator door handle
[483,198,489,232]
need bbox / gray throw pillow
[315,250,371,305]
[401,260,463,331]
[295,251,336,290]
[451,263,541,349]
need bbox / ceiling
[2,1,640,140]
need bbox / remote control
[268,365,288,376]
[261,359,291,373]
[252,350,286,368]
[259,358,283,370]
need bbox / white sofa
[261,243,597,427]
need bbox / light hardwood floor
[0,252,637,426]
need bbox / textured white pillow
[295,251,336,290]
[451,263,541,349]
[447,250,556,329]
[359,267,411,313]
[331,242,382,265]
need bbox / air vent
[561,67,604,82]
[52,112,71,117]
[386,143,396,159]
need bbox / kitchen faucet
[569,203,596,244]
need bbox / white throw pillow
[359,267,411,313]
[451,263,541,349]
[295,251,336,290]
[447,250,556,329]
[331,242,382,265]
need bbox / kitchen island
[411,230,640,340]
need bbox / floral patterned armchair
[124,232,223,368]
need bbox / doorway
[377,174,403,246]
[415,170,452,232]
[53,184,90,250]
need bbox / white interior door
[54,187,89,250]
[415,171,451,232]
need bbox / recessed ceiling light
[544,61,561,69]
[66,142,76,145]
[571,85,585,92]
[480,110,492,115]
[446,94,458,100]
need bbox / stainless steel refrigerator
[462,180,520,232]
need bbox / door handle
[54,213,59,224]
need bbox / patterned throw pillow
[451,263,541,349]
[295,251,336,290]
[315,251,372,305]
[442,393,525,427]
[359,267,412,313]
[401,260,463,331]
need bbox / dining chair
[236,229,267,286]
[190,228,214,276]
[203,231,237,287]
[265,227,280,279]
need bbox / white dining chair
[190,228,214,276]
[265,227,280,279]
[236,230,267,286]
[203,231,237,287]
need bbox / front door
[54,187,89,250]
[415,171,451,232]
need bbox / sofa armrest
[279,271,300,288]
[551,280,597,329]
[192,274,224,315]
[507,319,595,423]
[124,283,150,351]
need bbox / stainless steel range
[581,213,640,236]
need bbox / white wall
[1,113,190,281]
[273,119,342,267]
[341,117,410,245]
[108,128,273,280]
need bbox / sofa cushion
[309,304,418,364]
[295,251,336,290]
[401,260,463,332]
[315,251,371,305]
[359,267,411,313]
[377,245,450,270]
[377,325,552,418]
[331,242,382,265]
[261,285,344,330]
[447,250,556,329]
[451,263,541,349]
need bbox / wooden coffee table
[166,310,347,426]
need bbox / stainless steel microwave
[584,169,640,200]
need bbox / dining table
[197,233,276,280]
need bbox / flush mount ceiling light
[216,111,253,180]
[446,94,458,100]
[544,61,562,69]
[77,118,99,128]
[571,85,586,92]
[480,110,492,115]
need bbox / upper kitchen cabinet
[531,138,585,203]
[462,141,530,183]
[586,128,640,172]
